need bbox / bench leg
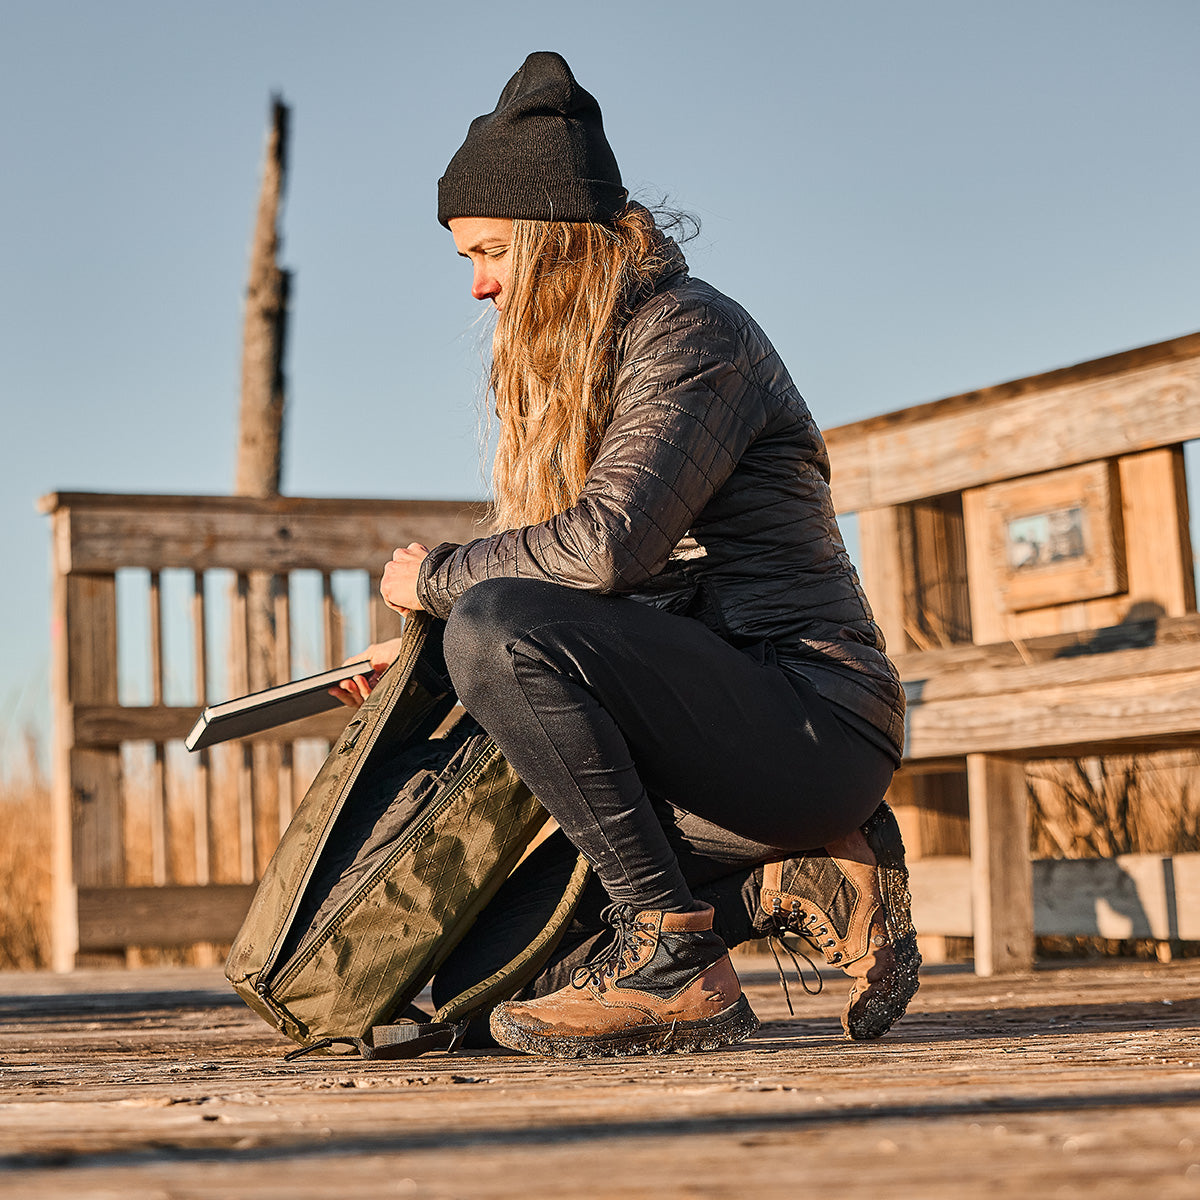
[967,754,1034,976]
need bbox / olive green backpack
[225,613,590,1059]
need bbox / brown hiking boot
[489,901,759,1058]
[758,802,920,1040]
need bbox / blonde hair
[488,203,675,531]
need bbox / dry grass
[0,733,52,969]
[1028,750,1200,960]
[1027,751,1200,858]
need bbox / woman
[338,51,917,1059]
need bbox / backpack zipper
[252,617,437,992]
[264,737,512,998]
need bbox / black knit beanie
[437,51,626,228]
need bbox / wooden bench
[827,329,1200,974]
[39,492,485,970]
[41,330,1200,973]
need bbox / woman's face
[449,217,514,311]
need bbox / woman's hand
[381,543,430,616]
[329,638,404,708]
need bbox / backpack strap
[284,1018,467,1062]
[434,851,592,1024]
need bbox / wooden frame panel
[981,461,1126,612]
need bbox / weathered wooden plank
[71,704,352,747]
[64,852,1200,957]
[321,572,342,669]
[906,665,1200,759]
[6,955,1200,1200]
[236,742,255,885]
[903,630,1200,705]
[40,494,488,575]
[1035,853,1200,940]
[53,571,125,961]
[251,740,282,881]
[889,769,971,857]
[65,575,119,709]
[66,748,125,889]
[1117,446,1196,618]
[68,853,1200,955]
[149,571,168,889]
[194,746,213,887]
[907,852,1200,941]
[369,571,404,647]
[48,517,77,971]
[149,743,168,886]
[39,491,490,519]
[207,742,245,886]
[892,614,1200,677]
[967,755,1033,975]
[824,339,1200,511]
[76,884,256,950]
[857,506,908,652]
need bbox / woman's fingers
[329,638,402,707]
[381,545,430,614]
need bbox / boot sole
[843,932,922,1041]
[490,994,760,1059]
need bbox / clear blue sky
[2,0,1199,751]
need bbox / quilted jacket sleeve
[416,300,769,619]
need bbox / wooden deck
[2,956,1199,1199]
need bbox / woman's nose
[472,266,499,302]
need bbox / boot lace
[570,903,658,993]
[765,897,825,1015]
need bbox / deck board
[1,957,1199,1198]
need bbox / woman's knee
[442,578,554,702]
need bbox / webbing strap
[357,1019,467,1060]
[284,1019,467,1062]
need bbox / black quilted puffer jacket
[417,247,905,758]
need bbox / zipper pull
[339,718,366,754]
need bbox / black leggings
[442,578,894,914]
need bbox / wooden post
[967,754,1034,975]
[233,97,292,880]
[234,97,292,695]
[48,504,124,969]
[235,94,290,501]
[857,506,909,654]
